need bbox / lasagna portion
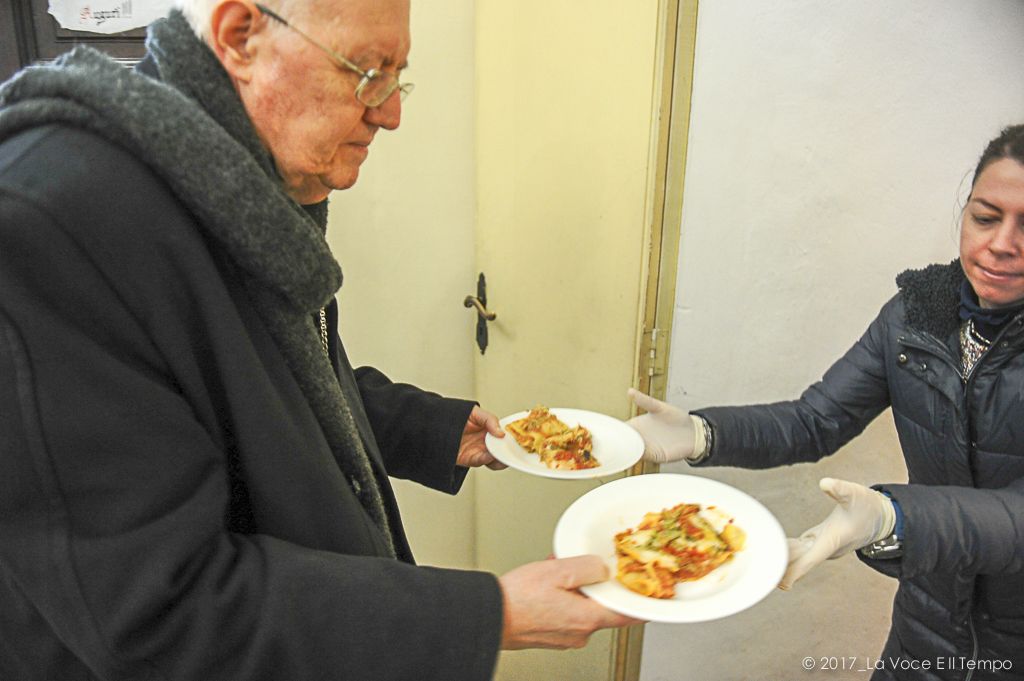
[614,503,745,599]
[505,406,599,470]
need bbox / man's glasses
[255,4,414,108]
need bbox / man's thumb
[557,555,610,589]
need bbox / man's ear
[208,0,264,83]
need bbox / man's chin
[322,166,362,193]
[282,163,362,203]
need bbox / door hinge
[643,327,669,378]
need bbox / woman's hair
[972,124,1024,188]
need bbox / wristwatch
[860,490,904,560]
[861,531,903,559]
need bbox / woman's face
[960,158,1024,308]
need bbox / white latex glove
[626,388,701,464]
[779,478,896,590]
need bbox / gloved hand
[626,388,699,464]
[779,478,896,590]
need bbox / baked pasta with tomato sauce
[505,406,599,470]
[614,503,745,598]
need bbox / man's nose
[364,90,402,131]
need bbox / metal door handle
[466,273,494,354]
[464,295,497,321]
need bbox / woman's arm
[694,299,897,469]
[872,480,1024,578]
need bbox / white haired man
[0,1,635,679]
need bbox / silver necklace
[959,318,990,379]
[319,308,330,356]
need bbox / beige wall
[326,0,479,569]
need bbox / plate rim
[552,472,788,623]
[484,407,644,480]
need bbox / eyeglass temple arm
[252,3,366,76]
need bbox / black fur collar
[895,260,963,339]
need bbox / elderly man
[0,0,633,678]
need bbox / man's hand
[626,388,697,464]
[456,406,507,470]
[499,555,642,649]
[779,478,896,590]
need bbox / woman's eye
[972,213,999,225]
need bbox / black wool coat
[0,123,503,680]
[695,261,1024,681]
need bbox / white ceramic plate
[485,408,644,480]
[553,473,787,623]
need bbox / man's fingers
[556,555,610,589]
[485,416,505,437]
[601,611,645,628]
[627,388,663,415]
[471,406,505,437]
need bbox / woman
[629,124,1024,680]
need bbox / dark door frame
[1,0,29,82]
[1,0,147,82]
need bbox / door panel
[1,0,148,81]
[475,1,663,678]
[328,0,479,569]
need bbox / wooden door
[473,1,682,679]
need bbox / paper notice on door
[48,0,174,34]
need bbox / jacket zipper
[897,329,992,679]
[900,313,1024,676]
[955,320,1015,681]
[963,613,979,681]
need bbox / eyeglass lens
[358,74,413,107]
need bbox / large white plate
[485,408,644,480]
[553,473,787,623]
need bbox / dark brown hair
[972,124,1024,188]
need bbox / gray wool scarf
[0,10,395,555]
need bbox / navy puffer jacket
[695,260,1024,681]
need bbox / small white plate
[553,473,787,623]
[485,408,644,480]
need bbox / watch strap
[861,489,903,559]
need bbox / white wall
[671,0,1024,411]
[326,0,479,569]
[644,2,1024,680]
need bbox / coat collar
[895,260,964,339]
[0,14,395,555]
